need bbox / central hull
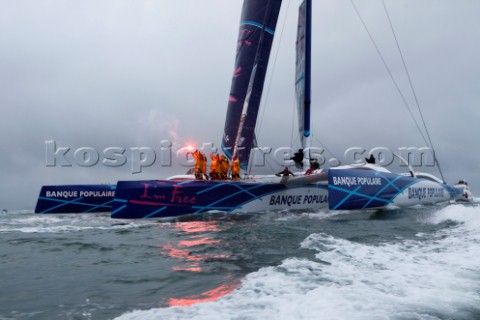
[112,179,328,219]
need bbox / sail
[222,0,282,170]
[295,0,311,151]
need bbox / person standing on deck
[210,153,220,180]
[219,155,229,180]
[231,157,241,181]
[192,150,206,180]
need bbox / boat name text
[45,190,115,198]
[140,184,196,204]
[269,194,328,207]
[408,187,445,200]
[332,176,382,187]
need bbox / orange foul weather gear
[231,157,241,181]
[209,153,220,180]
[192,150,206,180]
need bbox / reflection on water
[179,237,220,247]
[168,280,240,307]
[159,221,240,306]
[174,221,221,233]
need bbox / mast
[295,0,312,166]
[233,10,271,163]
[304,0,312,154]
[222,0,282,171]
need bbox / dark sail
[222,0,282,170]
[295,0,311,151]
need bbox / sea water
[1,204,479,320]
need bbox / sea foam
[116,205,480,320]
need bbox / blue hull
[35,169,459,218]
[35,185,116,214]
[328,169,459,210]
[111,169,459,219]
[112,180,289,219]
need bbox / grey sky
[1,0,479,210]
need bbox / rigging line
[255,0,292,139]
[265,153,281,174]
[246,135,259,176]
[348,0,430,149]
[381,0,445,182]
[290,96,297,147]
[312,135,340,163]
[253,149,281,175]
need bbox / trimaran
[35,0,468,218]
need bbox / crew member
[210,153,220,180]
[277,166,294,177]
[365,154,376,164]
[231,157,241,181]
[192,150,206,180]
[305,159,320,175]
[219,155,230,180]
[290,149,304,169]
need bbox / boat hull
[34,169,461,217]
[112,179,328,219]
[453,183,474,202]
[328,169,460,210]
[35,185,116,214]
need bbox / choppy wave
[0,211,157,233]
[116,205,480,320]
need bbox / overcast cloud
[1,0,479,210]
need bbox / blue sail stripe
[221,143,233,159]
[240,21,275,35]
